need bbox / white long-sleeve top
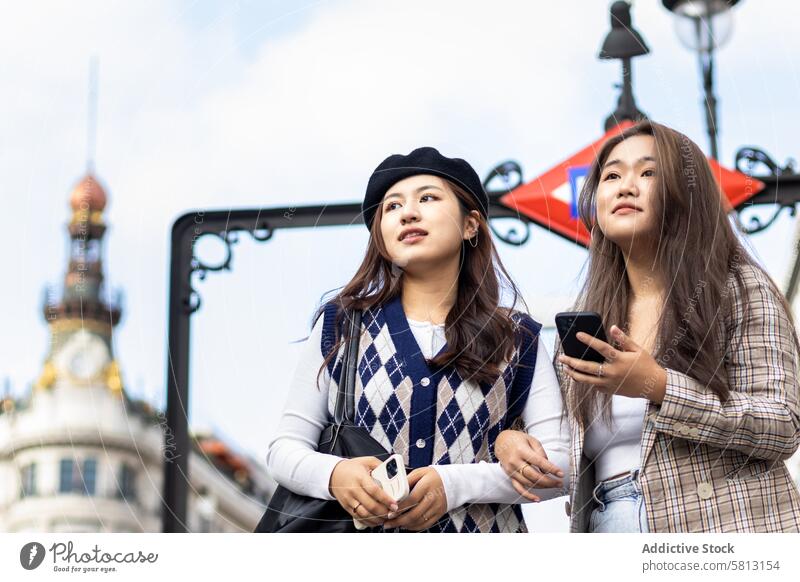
[582,395,647,483]
[265,313,570,513]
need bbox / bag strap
[333,308,361,425]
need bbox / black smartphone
[555,311,608,363]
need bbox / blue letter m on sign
[567,165,589,219]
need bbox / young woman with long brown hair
[495,120,800,532]
[265,147,569,532]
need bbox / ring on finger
[597,363,605,377]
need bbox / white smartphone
[353,454,410,530]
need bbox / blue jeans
[589,468,649,533]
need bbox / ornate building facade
[0,173,274,532]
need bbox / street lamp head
[663,0,740,52]
[663,0,740,16]
[599,1,650,60]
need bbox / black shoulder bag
[254,309,391,532]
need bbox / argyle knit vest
[320,295,542,533]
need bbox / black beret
[362,146,489,230]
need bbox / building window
[59,459,74,493]
[83,459,96,495]
[59,458,97,495]
[117,463,137,502]
[20,463,37,498]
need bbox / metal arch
[164,197,544,531]
[165,209,286,532]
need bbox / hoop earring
[468,232,479,248]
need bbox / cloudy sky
[2,1,799,530]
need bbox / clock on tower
[53,329,111,382]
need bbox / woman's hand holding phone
[382,467,447,531]
[558,325,667,403]
[494,431,565,501]
[328,456,399,528]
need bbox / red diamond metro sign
[499,122,766,247]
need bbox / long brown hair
[565,120,800,428]
[313,178,535,387]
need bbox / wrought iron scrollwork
[482,160,532,246]
[484,160,523,194]
[488,217,532,246]
[735,147,795,177]
[250,224,274,242]
[734,147,797,235]
[186,222,275,314]
[736,204,796,235]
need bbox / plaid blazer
[561,262,800,532]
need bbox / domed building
[0,172,274,532]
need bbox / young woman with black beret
[266,147,569,532]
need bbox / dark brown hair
[565,120,800,428]
[313,178,535,387]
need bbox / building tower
[39,174,123,395]
[0,172,167,532]
[0,63,273,532]
[0,171,273,532]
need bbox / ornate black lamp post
[662,0,740,160]
[599,1,649,130]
